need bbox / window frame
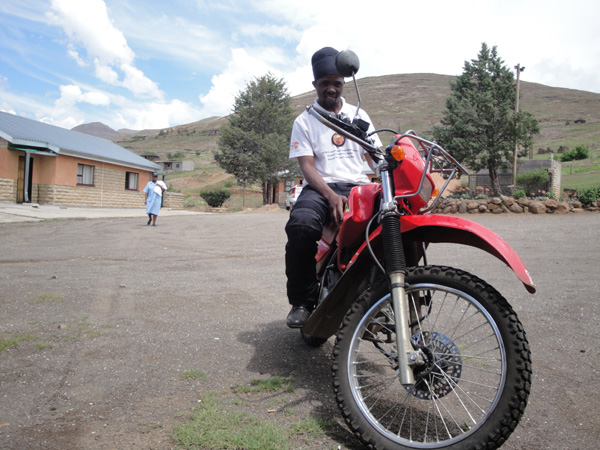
[125,171,139,190]
[76,163,95,186]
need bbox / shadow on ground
[239,321,364,449]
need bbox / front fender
[303,214,535,340]
[399,214,536,294]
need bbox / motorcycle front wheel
[332,265,531,450]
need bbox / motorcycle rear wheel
[332,265,531,449]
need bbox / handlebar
[307,106,381,156]
[307,105,469,177]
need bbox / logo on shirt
[291,141,300,150]
[332,133,345,146]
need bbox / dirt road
[1,211,599,449]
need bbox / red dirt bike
[299,51,534,449]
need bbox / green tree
[433,43,539,195]
[215,73,298,205]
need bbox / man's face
[313,75,344,112]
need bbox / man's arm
[297,155,346,226]
[365,153,377,175]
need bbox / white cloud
[56,84,110,107]
[120,63,163,100]
[67,43,87,67]
[47,0,133,64]
[3,0,600,134]
[22,84,110,128]
[198,48,274,117]
[46,0,162,98]
[16,84,112,129]
[94,59,119,84]
[111,12,228,72]
[40,114,82,130]
[114,99,203,130]
[236,23,298,44]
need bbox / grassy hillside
[111,74,600,204]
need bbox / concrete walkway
[0,202,207,224]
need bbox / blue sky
[1,0,599,131]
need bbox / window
[125,172,139,190]
[77,164,94,185]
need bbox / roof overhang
[0,131,61,152]
[8,145,58,156]
[2,130,159,172]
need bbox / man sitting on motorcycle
[285,46,381,328]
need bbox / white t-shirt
[289,98,382,185]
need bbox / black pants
[284,183,356,307]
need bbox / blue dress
[144,181,162,215]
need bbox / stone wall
[432,196,599,215]
[36,183,184,210]
[3,170,185,210]
[163,192,184,209]
[36,183,144,207]
[0,178,16,202]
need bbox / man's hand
[297,155,347,226]
[326,191,347,226]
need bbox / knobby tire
[332,265,532,450]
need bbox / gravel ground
[0,211,598,449]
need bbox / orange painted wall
[0,145,20,178]
[0,146,151,187]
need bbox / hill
[75,73,600,202]
[72,122,118,139]
[299,74,600,151]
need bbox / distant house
[159,160,194,172]
[0,111,161,207]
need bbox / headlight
[419,176,438,203]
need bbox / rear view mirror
[335,50,360,78]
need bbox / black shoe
[286,305,312,329]
[147,218,152,225]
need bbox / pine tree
[215,73,298,204]
[433,43,539,195]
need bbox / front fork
[379,165,419,386]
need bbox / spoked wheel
[332,265,531,449]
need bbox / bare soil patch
[1,213,599,449]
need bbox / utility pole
[513,64,525,185]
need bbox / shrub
[448,184,471,199]
[561,145,589,162]
[514,189,526,199]
[516,169,549,195]
[200,190,230,207]
[576,186,600,206]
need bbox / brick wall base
[163,192,184,209]
[1,174,184,210]
[0,178,17,202]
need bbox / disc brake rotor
[407,331,463,399]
